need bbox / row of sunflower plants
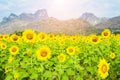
[0,29,120,80]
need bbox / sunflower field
[0,29,120,80]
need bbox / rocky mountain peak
[81,12,98,19]
[80,12,99,25]
[0,9,48,24]
[35,9,48,19]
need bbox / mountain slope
[96,16,120,29]
[0,17,96,35]
[80,12,108,25]
[0,9,48,24]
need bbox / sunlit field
[0,29,120,80]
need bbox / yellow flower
[22,29,36,43]
[58,53,66,62]
[36,46,51,61]
[109,53,115,59]
[9,46,19,55]
[90,35,101,44]
[37,32,47,42]
[59,40,65,46]
[27,49,32,55]
[0,34,3,40]
[10,34,20,42]
[75,46,80,54]
[101,29,111,38]
[48,33,54,39]
[14,72,19,79]
[3,34,9,41]
[98,59,110,79]
[8,56,14,63]
[0,43,7,49]
[66,46,75,56]
[5,67,9,73]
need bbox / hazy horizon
[0,0,120,21]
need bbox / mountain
[0,17,97,35]
[80,12,108,25]
[0,9,48,24]
[96,16,120,29]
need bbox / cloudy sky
[0,0,120,21]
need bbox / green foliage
[0,30,120,80]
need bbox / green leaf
[66,68,75,75]
[62,73,69,80]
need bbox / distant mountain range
[80,12,108,25]
[0,9,48,24]
[0,9,120,34]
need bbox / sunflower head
[5,67,9,73]
[8,56,14,63]
[102,29,111,38]
[0,43,7,49]
[66,46,75,56]
[58,53,66,62]
[9,46,19,55]
[27,49,32,55]
[10,34,19,42]
[59,40,65,46]
[109,53,115,59]
[22,29,36,43]
[0,34,3,40]
[98,58,110,79]
[14,72,19,79]
[3,34,9,41]
[37,32,47,42]
[48,33,54,39]
[91,35,100,44]
[36,46,51,61]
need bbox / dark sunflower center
[104,32,108,36]
[40,51,47,57]
[5,36,8,39]
[41,35,45,39]
[2,45,5,48]
[13,36,18,41]
[69,48,73,53]
[92,37,98,42]
[59,56,64,60]
[50,35,53,38]
[0,36,3,38]
[27,34,33,40]
[12,48,17,52]
[102,64,107,73]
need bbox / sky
[0,0,120,21]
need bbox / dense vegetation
[0,29,120,80]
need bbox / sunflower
[14,72,19,79]
[8,56,14,63]
[109,53,115,59]
[101,29,111,38]
[36,46,51,61]
[3,34,9,41]
[66,46,75,56]
[98,59,110,79]
[22,29,36,43]
[10,34,20,42]
[5,67,9,73]
[91,35,101,44]
[48,33,54,39]
[9,46,19,55]
[59,40,65,46]
[37,32,47,42]
[0,34,3,40]
[27,49,32,55]
[58,53,66,62]
[0,43,7,49]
